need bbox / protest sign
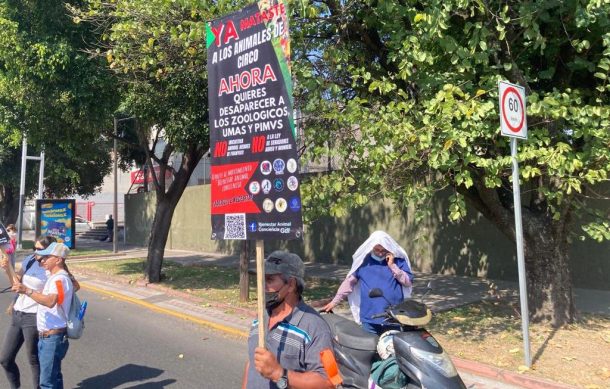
[207,0,303,241]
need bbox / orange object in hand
[55,280,64,304]
[320,348,342,387]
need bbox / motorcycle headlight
[410,347,459,378]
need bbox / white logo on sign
[275,198,287,213]
[261,179,272,194]
[263,198,274,213]
[287,176,299,191]
[249,181,260,195]
[286,159,297,174]
[260,160,272,175]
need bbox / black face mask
[265,282,287,311]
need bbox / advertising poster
[36,199,76,248]
[207,0,303,240]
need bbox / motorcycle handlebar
[370,312,387,319]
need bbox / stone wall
[124,184,610,290]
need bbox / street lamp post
[16,137,45,250]
[113,117,118,254]
[113,116,135,254]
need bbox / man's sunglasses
[37,255,52,263]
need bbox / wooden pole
[256,240,265,347]
[239,240,250,302]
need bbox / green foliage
[294,0,610,244]
[71,0,245,156]
[71,0,255,281]
[0,0,119,200]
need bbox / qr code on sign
[224,213,247,239]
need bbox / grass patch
[429,299,610,388]
[15,241,34,251]
[16,242,110,257]
[70,259,341,310]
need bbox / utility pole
[113,115,136,254]
[113,117,118,254]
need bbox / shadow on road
[74,363,176,388]
[124,379,178,388]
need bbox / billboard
[207,0,303,240]
[36,199,76,248]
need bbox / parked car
[75,216,92,233]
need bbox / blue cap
[35,242,70,258]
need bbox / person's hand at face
[372,245,394,265]
[385,252,395,266]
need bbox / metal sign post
[499,80,531,367]
[510,137,531,367]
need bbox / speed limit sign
[499,81,527,139]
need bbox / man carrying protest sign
[242,251,338,389]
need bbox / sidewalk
[69,238,610,316]
[61,239,609,388]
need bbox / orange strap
[320,348,342,387]
[55,280,64,305]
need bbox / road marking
[81,282,249,338]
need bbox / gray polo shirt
[246,301,333,389]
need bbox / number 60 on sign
[499,81,527,139]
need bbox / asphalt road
[0,280,247,389]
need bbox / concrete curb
[73,266,256,319]
[80,282,248,338]
[69,252,126,260]
[453,357,577,389]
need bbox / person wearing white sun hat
[322,231,414,335]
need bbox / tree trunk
[143,144,204,283]
[0,186,19,224]
[462,180,576,325]
[145,199,176,282]
[524,225,576,326]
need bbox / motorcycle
[321,284,466,388]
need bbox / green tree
[0,0,119,222]
[295,0,610,325]
[73,0,229,282]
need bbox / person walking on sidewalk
[105,215,114,243]
[5,224,18,268]
[322,230,414,335]
[242,251,336,389]
[0,236,55,389]
[12,242,75,389]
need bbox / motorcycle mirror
[421,281,433,302]
[369,288,384,298]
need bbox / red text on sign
[214,141,228,157]
[211,20,240,47]
[218,64,277,96]
[251,135,266,153]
